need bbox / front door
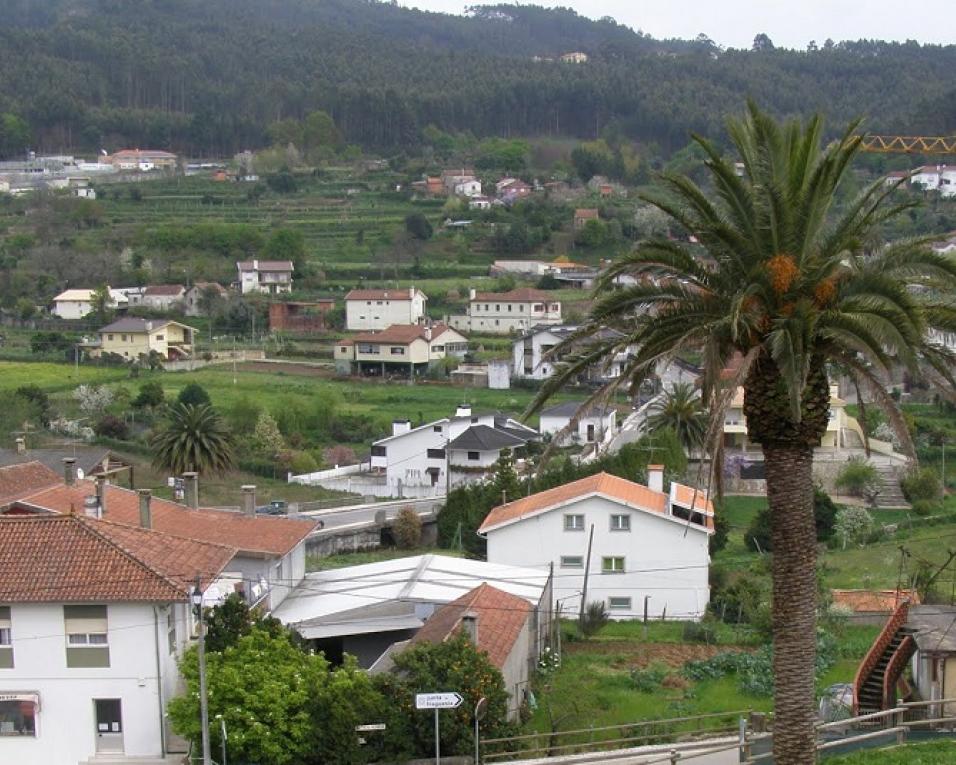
[94,698,124,753]
[586,424,595,442]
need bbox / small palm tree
[647,382,707,454]
[151,403,235,476]
[531,104,956,764]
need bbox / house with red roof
[0,512,235,763]
[344,287,427,331]
[140,284,186,311]
[449,287,562,335]
[236,259,294,294]
[479,468,713,621]
[334,322,468,376]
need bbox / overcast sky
[398,0,956,49]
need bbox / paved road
[297,496,446,532]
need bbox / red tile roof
[345,288,425,301]
[237,260,294,272]
[472,288,553,303]
[0,514,235,602]
[347,323,457,345]
[479,471,713,532]
[409,583,532,670]
[144,284,185,296]
[11,480,316,557]
[0,461,62,507]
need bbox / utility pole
[578,524,595,628]
[192,578,212,765]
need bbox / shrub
[631,663,669,692]
[177,382,211,407]
[834,506,875,549]
[289,451,318,475]
[132,381,165,409]
[910,499,942,517]
[579,601,609,638]
[392,506,423,549]
[745,488,837,552]
[834,458,880,498]
[94,414,129,440]
[901,468,942,503]
[682,620,718,644]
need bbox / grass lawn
[0,361,130,392]
[824,740,956,764]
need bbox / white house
[449,288,561,335]
[512,324,640,382]
[479,469,713,620]
[237,259,294,295]
[334,322,468,376]
[51,288,127,320]
[912,165,956,197]
[0,512,236,765]
[345,288,427,331]
[140,285,186,311]
[539,401,617,446]
[183,282,228,316]
[370,404,538,495]
[441,169,482,197]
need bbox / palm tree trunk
[764,443,817,765]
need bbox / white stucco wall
[345,294,426,331]
[0,601,176,764]
[485,495,710,621]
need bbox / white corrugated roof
[53,288,128,302]
[273,554,549,636]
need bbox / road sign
[355,723,387,732]
[416,692,463,710]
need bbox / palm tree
[151,403,236,476]
[532,104,956,764]
[647,382,707,454]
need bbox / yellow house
[92,318,198,361]
[334,323,468,376]
[723,383,866,452]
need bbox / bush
[177,382,211,407]
[392,506,423,549]
[94,414,129,440]
[631,663,669,692]
[579,601,609,638]
[834,506,876,549]
[289,451,318,474]
[901,468,942,503]
[132,381,165,409]
[910,499,943,517]
[834,458,880,498]
[682,620,718,644]
[744,488,837,552]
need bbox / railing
[882,634,915,709]
[480,709,750,761]
[852,598,910,714]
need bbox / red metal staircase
[853,599,916,715]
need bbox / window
[602,557,626,574]
[64,605,109,667]
[0,607,11,669]
[560,556,583,568]
[432,345,444,353]
[433,425,443,433]
[120,334,127,342]
[519,304,525,312]
[167,609,176,654]
[427,448,445,459]
[496,304,501,311]
[608,596,632,610]
[564,514,585,531]
[390,346,405,355]
[467,451,480,461]
[533,304,544,312]
[0,696,36,736]
[357,343,379,354]
[610,514,631,532]
[156,334,164,341]
[107,334,114,341]
[340,346,348,353]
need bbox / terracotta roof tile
[237,260,294,271]
[345,288,425,301]
[0,514,234,602]
[0,461,62,507]
[409,583,532,670]
[479,471,713,533]
[347,323,456,345]
[12,480,315,557]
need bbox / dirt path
[565,641,746,668]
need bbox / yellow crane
[860,135,956,154]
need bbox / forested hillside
[0,0,954,156]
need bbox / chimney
[392,419,412,437]
[455,404,472,419]
[95,477,107,516]
[138,489,152,529]
[83,494,100,518]
[63,458,76,487]
[469,288,476,301]
[461,611,478,644]
[241,485,257,516]
[182,472,199,509]
[15,437,25,455]
[424,326,432,342]
[409,286,415,299]
[647,464,664,494]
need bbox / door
[586,424,595,442]
[94,699,124,753]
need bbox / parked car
[256,500,287,515]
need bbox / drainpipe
[153,605,167,756]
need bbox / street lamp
[191,581,212,765]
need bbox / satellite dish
[76,468,85,480]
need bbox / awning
[0,693,39,708]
